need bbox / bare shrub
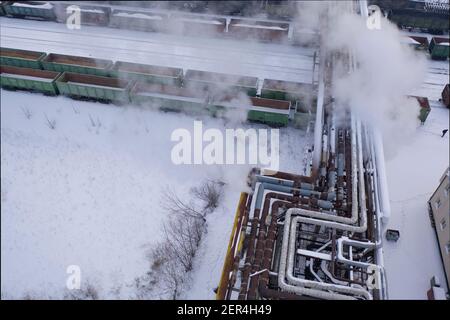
[64,282,99,300]
[21,106,32,119]
[143,179,223,299]
[190,179,224,213]
[147,208,206,299]
[22,292,37,300]
[162,214,206,272]
[133,270,158,300]
[160,186,205,221]
[161,179,224,220]
[44,113,56,130]
[150,242,187,300]
[72,104,80,114]
[89,114,96,127]
[109,284,122,299]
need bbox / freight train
[0,1,318,44]
[0,47,314,127]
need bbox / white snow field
[382,80,449,297]
[374,31,450,299]
[411,58,449,102]
[0,90,311,299]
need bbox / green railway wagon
[184,70,258,97]
[0,2,8,16]
[207,97,236,119]
[3,1,56,20]
[210,95,290,126]
[228,19,290,43]
[55,72,131,104]
[247,109,289,126]
[109,9,169,32]
[0,47,47,69]
[170,14,227,38]
[207,94,261,119]
[402,36,428,50]
[130,82,208,115]
[206,102,227,118]
[111,61,183,86]
[1,65,60,95]
[293,111,312,130]
[260,79,314,103]
[442,84,449,108]
[247,97,290,127]
[42,53,113,77]
[429,37,450,60]
[409,96,431,124]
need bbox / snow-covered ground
[382,51,449,298]
[1,9,447,301]
[412,58,449,102]
[0,89,310,299]
[0,14,314,299]
[383,32,449,299]
[401,31,449,102]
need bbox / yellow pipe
[215,192,247,300]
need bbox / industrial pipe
[277,209,372,300]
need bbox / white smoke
[296,2,427,158]
[294,0,331,31]
[327,12,426,157]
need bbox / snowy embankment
[0,90,310,299]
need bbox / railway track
[1,24,315,60]
[0,18,317,83]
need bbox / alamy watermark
[66,5,81,30]
[366,265,381,290]
[366,5,382,30]
[170,121,280,171]
[66,265,81,290]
